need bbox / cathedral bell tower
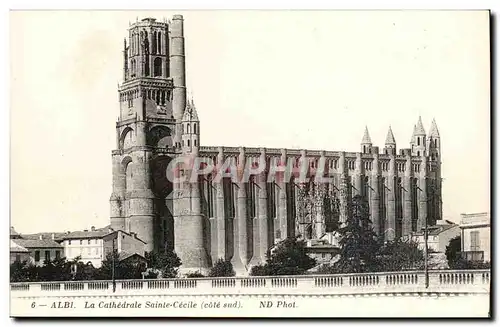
[110,16,186,252]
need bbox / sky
[10,10,490,234]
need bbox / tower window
[187,140,191,147]
[363,145,366,153]
[154,57,162,77]
[187,123,191,134]
[194,140,197,146]
[157,31,162,54]
[434,139,437,147]
[193,123,197,134]
[130,59,136,77]
[152,31,157,54]
[417,151,420,157]
[417,137,420,146]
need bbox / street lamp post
[424,215,429,288]
[417,184,430,289]
[112,238,116,293]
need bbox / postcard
[9,10,491,318]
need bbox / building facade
[410,220,460,253]
[109,16,443,274]
[62,227,146,268]
[460,212,490,262]
[11,238,63,267]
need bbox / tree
[97,251,144,280]
[375,240,424,272]
[249,237,316,276]
[145,249,182,278]
[10,260,39,282]
[208,258,235,277]
[334,195,380,273]
[186,272,205,278]
[249,264,269,276]
[445,235,462,268]
[38,257,71,281]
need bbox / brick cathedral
[109,15,443,275]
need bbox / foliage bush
[208,259,235,277]
[185,272,205,278]
[144,249,182,278]
[249,237,316,276]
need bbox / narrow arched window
[417,137,420,146]
[187,123,191,134]
[154,57,162,76]
[152,31,157,54]
[130,59,136,77]
[188,140,191,147]
[434,139,437,147]
[193,123,197,134]
[194,139,197,146]
[157,32,162,54]
[135,33,139,55]
[417,151,420,157]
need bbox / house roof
[13,238,63,249]
[102,230,146,244]
[10,240,29,253]
[62,230,110,240]
[10,227,19,237]
[21,232,66,242]
[118,251,145,262]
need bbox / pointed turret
[361,126,373,154]
[362,126,372,144]
[385,126,396,145]
[181,96,200,154]
[427,118,440,161]
[182,97,199,122]
[428,118,440,138]
[411,124,417,144]
[412,116,427,157]
[384,126,396,155]
[415,116,426,136]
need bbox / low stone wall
[11,269,490,298]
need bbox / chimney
[39,235,43,240]
[91,226,95,232]
[83,229,88,232]
[51,233,55,240]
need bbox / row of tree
[11,195,488,282]
[249,195,426,275]
[10,248,238,283]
